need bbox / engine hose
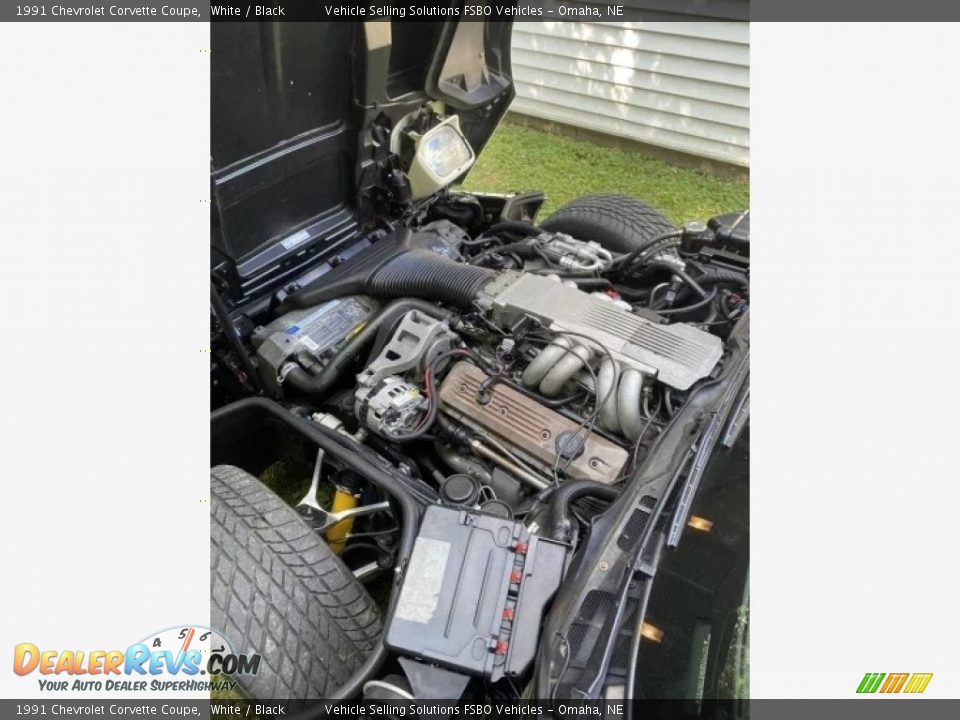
[367,250,495,310]
[655,287,718,316]
[487,220,541,237]
[479,374,582,409]
[549,479,619,542]
[694,267,749,289]
[613,230,683,271]
[285,229,496,311]
[473,241,541,265]
[283,298,451,400]
[645,259,708,299]
[670,268,748,305]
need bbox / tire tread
[210,465,381,700]
[540,194,676,254]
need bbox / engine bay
[210,193,749,693]
[228,210,748,505]
[207,89,752,694]
[205,23,751,704]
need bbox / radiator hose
[549,479,619,542]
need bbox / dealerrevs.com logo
[857,672,933,695]
[13,625,260,693]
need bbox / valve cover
[438,362,628,485]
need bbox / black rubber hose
[655,287,719,316]
[368,250,495,310]
[283,230,495,311]
[612,230,683,271]
[210,282,262,395]
[694,267,750,289]
[210,398,421,706]
[478,373,581,408]
[487,220,541,237]
[645,259,709,299]
[283,298,451,400]
[477,241,541,260]
[670,268,749,307]
[549,479,620,542]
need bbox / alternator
[357,376,426,438]
[355,309,456,437]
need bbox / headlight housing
[407,115,475,200]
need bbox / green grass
[461,120,749,223]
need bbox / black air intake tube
[366,250,495,309]
[284,228,496,311]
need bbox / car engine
[211,198,749,693]
[238,210,748,520]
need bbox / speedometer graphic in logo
[137,625,235,675]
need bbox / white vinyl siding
[511,21,750,166]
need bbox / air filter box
[386,505,567,681]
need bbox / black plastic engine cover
[385,505,567,681]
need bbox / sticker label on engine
[284,298,372,355]
[394,537,450,624]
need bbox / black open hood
[211,19,515,305]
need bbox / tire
[540,194,677,255]
[210,465,382,700]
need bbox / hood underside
[211,19,515,304]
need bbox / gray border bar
[5,1,960,22]
[6,0,960,23]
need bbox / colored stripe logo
[857,672,933,694]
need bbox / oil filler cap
[555,430,586,461]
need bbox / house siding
[511,21,750,166]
